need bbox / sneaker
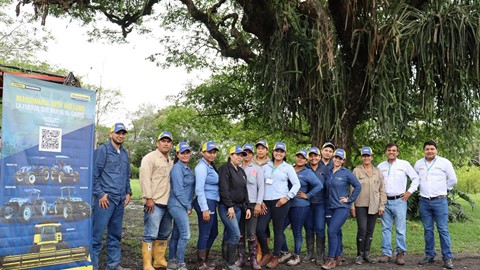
[167,259,178,270]
[444,258,454,269]
[177,262,188,270]
[355,255,364,265]
[378,255,392,263]
[278,252,292,264]
[418,256,435,265]
[286,254,301,266]
[396,252,405,265]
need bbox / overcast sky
[33,14,210,126]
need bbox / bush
[456,166,480,194]
[130,165,139,179]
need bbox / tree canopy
[14,0,480,155]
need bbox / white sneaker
[286,254,301,266]
[278,252,292,264]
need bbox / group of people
[91,122,458,270]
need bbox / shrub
[456,166,480,194]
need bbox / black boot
[197,250,214,270]
[235,237,246,267]
[248,239,262,270]
[363,237,376,263]
[227,243,241,270]
[303,236,315,262]
[221,241,228,269]
[355,238,365,265]
[315,237,326,265]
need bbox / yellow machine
[0,222,90,269]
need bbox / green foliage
[456,166,480,194]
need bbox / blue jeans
[326,207,349,258]
[281,206,310,255]
[304,203,326,238]
[92,196,124,270]
[218,204,242,244]
[168,205,191,263]
[381,198,407,256]
[193,198,218,249]
[143,204,173,242]
[419,197,453,260]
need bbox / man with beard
[92,123,132,270]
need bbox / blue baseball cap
[334,148,346,159]
[361,146,373,156]
[157,131,173,141]
[230,145,247,156]
[111,123,127,133]
[296,149,308,159]
[176,142,191,153]
[322,141,335,149]
[273,142,287,152]
[255,140,269,149]
[202,141,219,152]
[243,143,254,153]
[308,147,320,155]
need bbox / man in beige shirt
[140,132,174,270]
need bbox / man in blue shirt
[92,123,132,270]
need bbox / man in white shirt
[406,140,456,269]
[377,142,419,265]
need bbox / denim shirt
[168,161,195,211]
[307,163,327,204]
[291,166,323,207]
[93,141,131,205]
[195,158,220,211]
[326,167,361,209]
[263,161,300,200]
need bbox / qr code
[38,126,62,152]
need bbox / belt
[387,194,403,200]
[421,195,447,200]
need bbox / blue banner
[0,74,95,270]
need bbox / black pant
[256,199,290,256]
[239,203,258,240]
[355,207,377,253]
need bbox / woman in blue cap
[256,142,300,269]
[278,149,323,266]
[193,141,220,270]
[237,143,265,270]
[351,146,386,265]
[218,145,252,270]
[321,149,362,270]
[167,142,195,270]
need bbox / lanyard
[424,158,437,174]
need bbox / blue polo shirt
[307,163,327,204]
[326,167,361,209]
[291,166,323,207]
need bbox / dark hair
[173,156,180,164]
[423,140,437,149]
[271,152,287,162]
[227,156,231,162]
[385,142,399,152]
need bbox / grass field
[129,179,480,256]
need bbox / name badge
[266,178,273,185]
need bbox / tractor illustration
[50,186,91,221]
[0,189,48,222]
[0,221,90,269]
[50,155,80,184]
[14,157,50,185]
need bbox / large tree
[15,0,480,152]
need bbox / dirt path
[105,201,480,270]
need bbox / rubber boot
[363,237,376,263]
[142,242,155,270]
[205,248,215,268]
[315,237,326,265]
[235,238,246,267]
[153,240,168,268]
[227,243,241,270]
[355,238,364,265]
[248,239,262,270]
[221,241,228,269]
[197,249,214,270]
[303,236,315,262]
